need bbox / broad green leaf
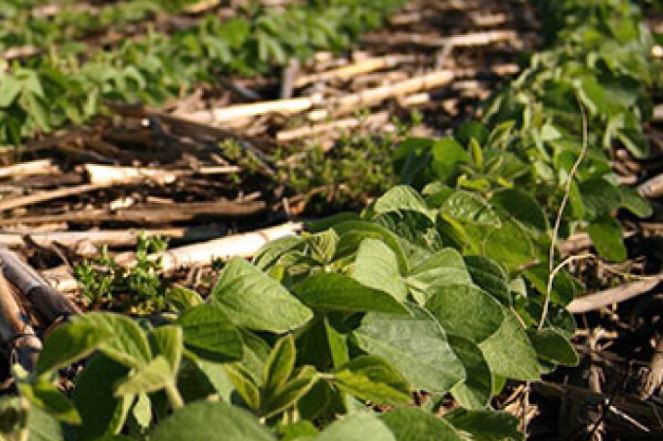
[264,334,296,394]
[448,335,492,409]
[306,230,340,263]
[332,221,409,274]
[439,191,501,227]
[430,137,470,183]
[426,284,504,343]
[588,215,627,262]
[527,329,579,366]
[36,321,112,375]
[76,313,152,369]
[372,185,434,220]
[177,303,243,363]
[25,404,65,441]
[150,326,183,374]
[261,366,318,418]
[0,74,22,107]
[353,306,465,393]
[72,354,130,441]
[18,380,81,425]
[618,186,652,218]
[253,236,305,271]
[381,407,462,441]
[491,189,548,231]
[373,210,444,268]
[579,178,621,220]
[483,222,534,271]
[445,409,524,441]
[464,256,510,306]
[524,264,582,306]
[294,273,408,314]
[457,121,489,146]
[333,355,411,405]
[278,420,319,441]
[150,401,275,441]
[314,413,396,441]
[211,257,313,333]
[224,364,261,410]
[407,249,472,304]
[166,285,203,312]
[325,316,350,369]
[479,312,540,381]
[352,239,408,302]
[114,356,173,397]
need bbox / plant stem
[165,382,185,410]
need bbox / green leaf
[0,74,22,107]
[353,239,408,302]
[353,305,465,393]
[18,380,81,425]
[150,326,183,374]
[211,257,313,333]
[333,355,411,405]
[372,185,434,220]
[278,420,319,441]
[224,364,261,410]
[114,356,174,397]
[332,221,409,274]
[479,312,540,381]
[314,413,396,441]
[448,335,492,409]
[483,222,534,271]
[36,321,112,375]
[177,303,243,363]
[618,186,652,218]
[132,393,151,429]
[464,256,510,306]
[406,249,472,304]
[294,273,408,314]
[445,408,524,441]
[579,178,621,220]
[491,189,548,231]
[261,366,318,418]
[72,354,130,441]
[527,329,579,366]
[426,284,504,343]
[430,137,470,183]
[76,312,152,369]
[166,285,203,312]
[150,401,275,441]
[264,334,296,394]
[588,215,627,262]
[25,404,65,441]
[380,407,462,441]
[439,191,501,227]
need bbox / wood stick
[0,199,265,226]
[655,104,663,122]
[42,221,304,292]
[362,29,519,48]
[276,111,390,142]
[182,95,324,125]
[0,183,109,213]
[0,159,58,179]
[566,274,663,314]
[0,225,226,249]
[0,247,81,323]
[331,70,454,115]
[0,272,42,371]
[639,173,663,198]
[84,164,240,186]
[294,54,416,87]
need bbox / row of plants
[1,0,661,439]
[0,0,206,56]
[0,0,406,146]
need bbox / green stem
[165,382,185,410]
